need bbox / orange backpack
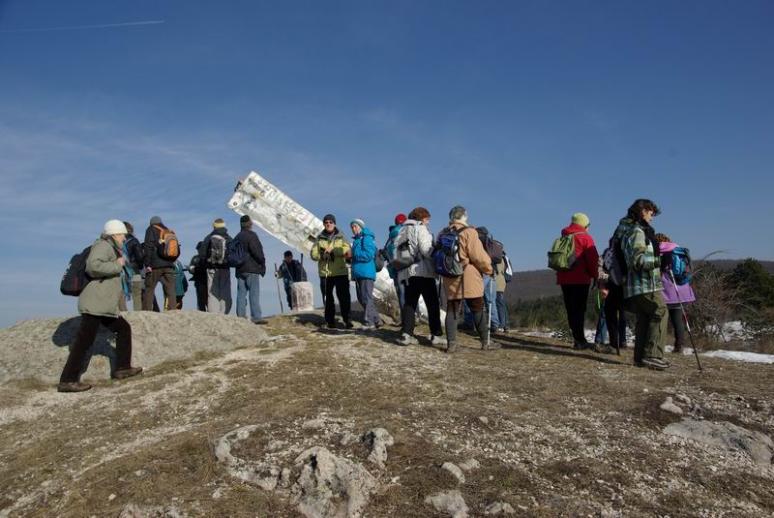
[154,225,180,260]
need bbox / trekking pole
[669,270,702,372]
[274,263,285,314]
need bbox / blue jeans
[464,275,500,329]
[495,291,509,330]
[236,273,262,322]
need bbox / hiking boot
[573,341,591,350]
[57,381,92,393]
[112,367,144,380]
[592,343,615,354]
[446,342,458,354]
[429,335,447,347]
[345,321,354,329]
[253,319,269,325]
[361,324,376,331]
[396,333,418,346]
[641,357,669,370]
[481,341,501,351]
[326,322,337,329]
[672,344,683,353]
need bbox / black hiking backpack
[476,227,504,264]
[60,246,92,296]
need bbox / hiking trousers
[603,283,628,348]
[667,304,688,349]
[60,314,131,383]
[561,284,590,345]
[143,268,176,311]
[322,275,351,326]
[402,277,442,337]
[446,297,487,346]
[355,279,380,326]
[495,291,509,330]
[627,292,668,362]
[236,272,262,322]
[207,268,232,314]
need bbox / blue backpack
[669,247,692,285]
[226,237,247,268]
[433,228,465,278]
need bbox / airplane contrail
[0,20,166,33]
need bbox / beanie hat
[284,250,293,257]
[240,215,251,224]
[149,216,162,225]
[104,219,128,236]
[323,214,336,224]
[350,218,365,229]
[213,218,226,229]
[572,212,590,228]
[394,213,407,225]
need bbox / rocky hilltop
[0,312,772,517]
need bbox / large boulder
[664,418,774,466]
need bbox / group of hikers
[57,197,691,392]
[550,198,696,371]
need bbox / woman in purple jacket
[656,234,696,353]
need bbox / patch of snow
[700,350,774,364]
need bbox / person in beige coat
[58,220,143,393]
[439,206,493,352]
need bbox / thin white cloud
[0,20,165,34]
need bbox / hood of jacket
[353,227,375,240]
[659,241,678,254]
[561,223,588,236]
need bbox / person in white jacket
[396,207,444,346]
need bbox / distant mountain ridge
[505,259,774,303]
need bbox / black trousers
[561,284,590,345]
[60,314,132,383]
[603,282,628,348]
[401,277,442,336]
[667,305,688,347]
[321,275,351,325]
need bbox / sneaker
[481,341,501,351]
[641,357,669,370]
[396,333,418,346]
[429,335,447,347]
[112,367,144,380]
[57,381,92,393]
[362,324,376,331]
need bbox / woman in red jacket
[556,213,599,349]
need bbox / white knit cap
[103,219,128,236]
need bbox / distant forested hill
[504,259,774,303]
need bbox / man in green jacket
[311,214,353,329]
[619,199,669,370]
[58,220,143,392]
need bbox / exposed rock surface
[361,428,394,469]
[0,312,268,383]
[660,396,684,415]
[425,490,469,518]
[441,462,466,484]
[484,501,515,515]
[293,446,377,518]
[663,419,774,466]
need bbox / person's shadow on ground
[52,317,119,376]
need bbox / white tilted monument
[227,171,403,317]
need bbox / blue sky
[1,0,773,327]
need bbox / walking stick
[668,270,702,372]
[274,263,285,314]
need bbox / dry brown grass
[1,315,773,517]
